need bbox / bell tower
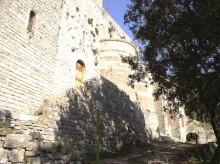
[93,0,102,8]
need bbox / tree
[124,0,220,162]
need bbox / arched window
[75,60,85,87]
[27,10,37,34]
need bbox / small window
[27,10,36,34]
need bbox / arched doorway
[75,60,85,87]
[186,132,199,144]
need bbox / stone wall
[154,97,166,135]
[186,119,216,144]
[0,134,86,164]
[2,0,214,153]
[0,0,136,115]
[0,0,63,114]
[0,77,149,155]
[54,0,136,94]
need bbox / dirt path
[101,142,192,164]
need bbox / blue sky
[103,0,134,40]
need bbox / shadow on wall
[0,110,12,124]
[41,76,149,152]
[0,110,13,134]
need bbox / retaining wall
[0,77,150,156]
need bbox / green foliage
[184,144,216,163]
[108,21,115,33]
[0,122,13,134]
[13,130,23,134]
[88,18,93,26]
[124,1,220,159]
[55,141,62,151]
[23,155,29,164]
[95,28,99,35]
[92,48,98,55]
[76,7,79,12]
[66,12,69,17]
[108,26,115,33]
[90,31,95,37]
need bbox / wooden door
[75,62,83,86]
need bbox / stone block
[25,151,41,157]
[44,135,56,141]
[9,149,25,163]
[68,162,75,164]
[26,142,38,151]
[62,154,72,163]
[48,152,63,160]
[38,116,49,125]
[30,157,41,164]
[0,148,4,159]
[71,151,80,161]
[53,160,65,164]
[74,161,82,164]
[0,156,8,163]
[41,156,50,163]
[4,134,29,148]
[43,142,57,153]
[18,114,32,121]
[33,131,41,140]
[0,141,4,148]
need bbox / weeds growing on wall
[90,31,95,37]
[92,48,98,55]
[108,21,115,33]
[23,155,29,164]
[55,141,63,151]
[95,28,99,35]
[88,18,93,26]
[66,12,69,17]
[0,121,13,134]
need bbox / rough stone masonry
[0,1,216,163]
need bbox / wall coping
[100,38,139,54]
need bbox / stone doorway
[186,132,199,144]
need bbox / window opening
[27,10,37,34]
[75,60,85,87]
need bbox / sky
[103,0,134,41]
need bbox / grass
[0,121,13,134]
[55,141,63,151]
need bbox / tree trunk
[210,112,220,163]
[211,145,220,164]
